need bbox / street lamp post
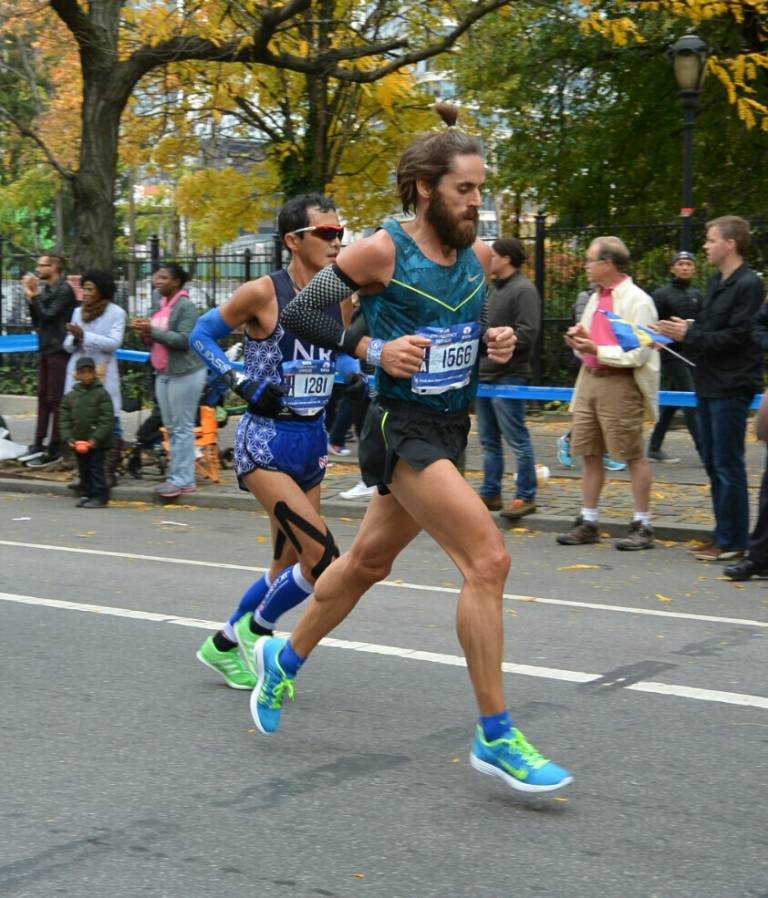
[668,33,709,252]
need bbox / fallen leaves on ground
[558,563,604,571]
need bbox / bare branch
[0,105,73,181]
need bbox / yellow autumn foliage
[583,0,768,126]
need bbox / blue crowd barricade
[0,333,38,353]
[0,332,762,408]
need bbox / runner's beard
[426,190,478,249]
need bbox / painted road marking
[2,539,767,630]
[1,590,766,711]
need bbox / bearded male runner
[250,109,573,794]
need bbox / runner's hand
[236,378,285,417]
[380,335,432,378]
[485,326,516,363]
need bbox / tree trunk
[70,101,121,272]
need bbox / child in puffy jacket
[60,356,114,508]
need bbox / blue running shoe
[556,434,573,468]
[250,637,295,735]
[470,726,573,793]
[603,455,627,472]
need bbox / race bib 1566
[411,322,480,395]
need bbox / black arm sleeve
[282,264,361,354]
[478,290,489,355]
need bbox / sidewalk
[1,396,763,542]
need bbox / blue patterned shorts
[234,412,329,491]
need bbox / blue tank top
[362,219,487,412]
[242,269,340,416]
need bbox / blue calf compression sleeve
[254,563,313,628]
[228,572,273,626]
[191,308,235,378]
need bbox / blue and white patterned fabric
[233,268,341,488]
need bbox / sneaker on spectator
[26,449,63,468]
[339,482,376,500]
[647,449,680,464]
[178,484,197,495]
[603,456,626,471]
[18,444,45,463]
[556,434,573,467]
[478,494,502,511]
[155,480,182,498]
[329,444,352,457]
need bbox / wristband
[366,338,386,367]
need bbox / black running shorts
[358,398,470,491]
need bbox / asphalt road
[2,492,767,898]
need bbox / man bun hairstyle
[396,103,483,214]
[492,237,527,268]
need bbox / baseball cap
[75,356,96,371]
[672,251,696,264]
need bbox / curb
[0,475,707,542]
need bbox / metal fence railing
[2,218,768,389]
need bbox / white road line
[1,590,766,710]
[2,538,767,630]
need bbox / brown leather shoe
[500,498,536,520]
[695,545,745,562]
[479,494,502,511]
[556,517,600,545]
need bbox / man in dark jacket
[60,356,114,508]
[725,305,768,580]
[657,216,765,562]
[647,251,703,463]
[19,254,77,467]
[475,236,541,519]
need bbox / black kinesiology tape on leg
[282,264,362,356]
[273,501,340,579]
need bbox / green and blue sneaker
[470,726,573,793]
[250,637,295,734]
[233,612,264,677]
[196,635,256,690]
[603,455,627,472]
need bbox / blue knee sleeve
[254,563,313,628]
[228,572,272,626]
